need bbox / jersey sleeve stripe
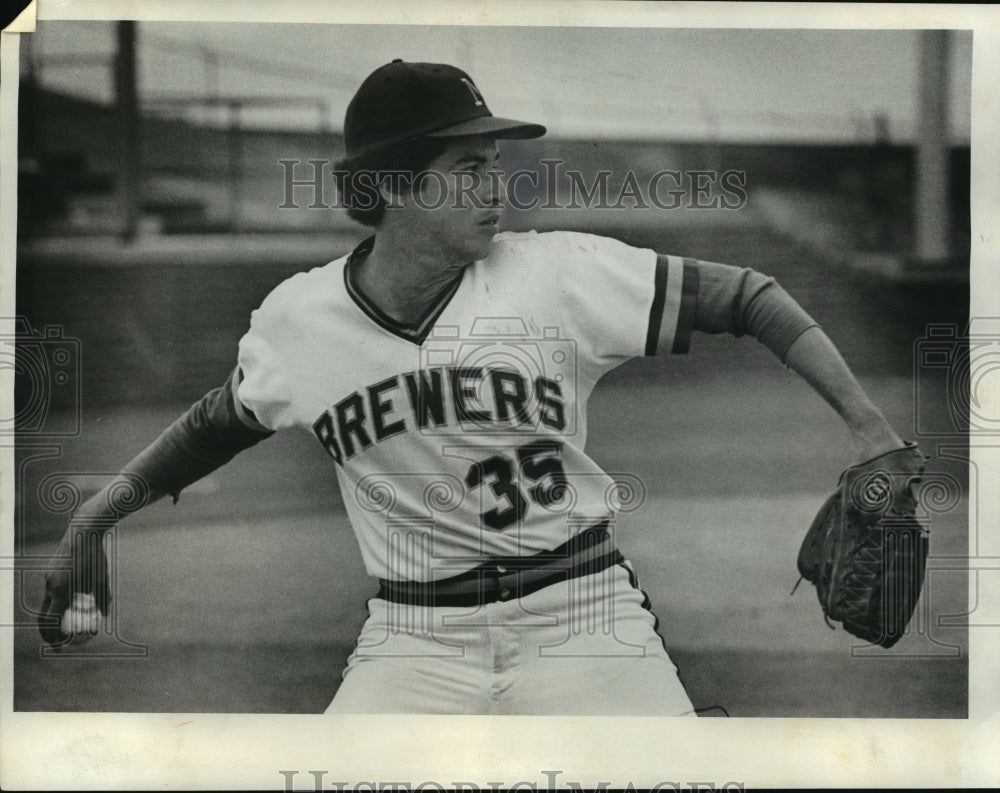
[647,254,689,355]
[670,259,700,354]
[644,255,670,355]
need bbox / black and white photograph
[2,1,998,789]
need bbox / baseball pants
[326,561,696,715]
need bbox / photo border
[2,1,997,789]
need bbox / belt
[376,521,622,607]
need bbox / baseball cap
[343,60,546,160]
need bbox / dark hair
[334,137,450,227]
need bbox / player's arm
[73,366,272,522]
[782,326,904,461]
[38,367,273,648]
[664,259,905,461]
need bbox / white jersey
[236,230,695,581]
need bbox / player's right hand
[38,526,111,650]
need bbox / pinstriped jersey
[236,230,696,581]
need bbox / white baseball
[60,592,103,642]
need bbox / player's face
[408,137,505,263]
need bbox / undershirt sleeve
[687,258,819,363]
[120,367,274,503]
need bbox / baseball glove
[795,441,928,648]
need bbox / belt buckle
[485,564,516,603]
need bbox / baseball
[60,593,103,642]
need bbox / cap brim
[423,115,546,140]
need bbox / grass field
[13,223,969,716]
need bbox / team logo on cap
[460,77,485,107]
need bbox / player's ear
[378,172,409,211]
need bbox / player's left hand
[796,441,928,648]
[38,526,111,650]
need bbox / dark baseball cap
[343,60,546,160]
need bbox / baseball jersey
[236,230,696,582]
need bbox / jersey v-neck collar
[343,235,467,346]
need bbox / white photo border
[2,1,998,789]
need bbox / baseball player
[39,61,911,715]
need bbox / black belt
[376,522,622,607]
